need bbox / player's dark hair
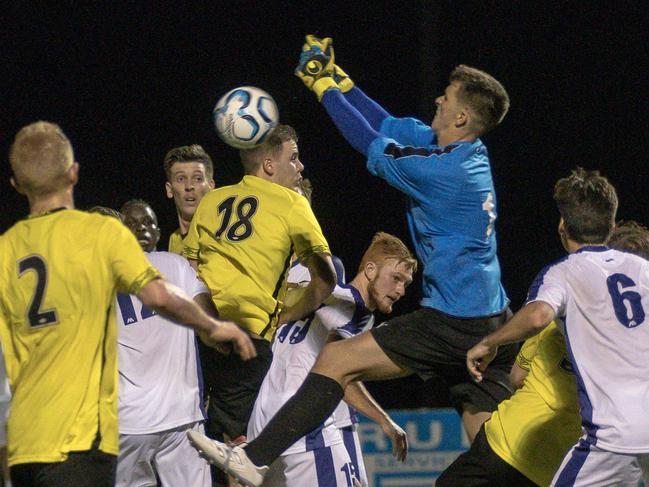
[239,124,298,174]
[608,220,649,260]
[358,232,418,274]
[554,167,618,244]
[450,65,510,135]
[163,145,214,180]
[120,198,156,218]
[88,206,123,221]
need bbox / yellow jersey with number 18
[0,209,159,466]
[183,175,330,340]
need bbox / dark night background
[2,2,648,408]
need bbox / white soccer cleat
[187,430,268,487]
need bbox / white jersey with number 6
[116,251,207,434]
[527,246,649,453]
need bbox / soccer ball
[212,86,279,149]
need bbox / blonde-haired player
[0,121,255,487]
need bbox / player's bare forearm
[139,279,213,333]
[138,279,256,359]
[344,381,389,424]
[344,382,408,461]
[467,301,555,382]
[279,253,336,323]
[482,301,555,349]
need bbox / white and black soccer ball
[212,86,279,149]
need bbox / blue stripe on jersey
[313,446,337,487]
[116,292,137,325]
[332,255,346,285]
[526,255,569,302]
[337,283,372,336]
[575,245,609,254]
[305,424,326,451]
[348,405,359,424]
[563,314,599,445]
[293,255,346,285]
[194,335,207,419]
[341,426,360,478]
[553,438,592,486]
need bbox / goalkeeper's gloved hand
[296,35,356,101]
[331,63,354,94]
[295,35,335,88]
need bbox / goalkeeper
[187,35,515,486]
[292,35,514,439]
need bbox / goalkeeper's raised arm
[295,35,391,155]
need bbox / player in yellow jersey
[437,221,649,486]
[164,145,215,254]
[0,121,255,487]
[183,124,336,454]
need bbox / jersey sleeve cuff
[297,245,331,262]
[128,267,161,295]
[182,246,199,260]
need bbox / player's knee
[313,340,354,380]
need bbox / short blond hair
[239,124,297,174]
[9,121,74,196]
[358,232,418,274]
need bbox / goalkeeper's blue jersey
[367,116,508,318]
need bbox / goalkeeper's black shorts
[370,306,516,414]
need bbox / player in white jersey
[116,200,212,487]
[467,168,649,486]
[287,257,368,486]
[0,344,11,487]
[246,232,415,487]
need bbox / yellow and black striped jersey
[0,208,159,466]
[183,175,330,340]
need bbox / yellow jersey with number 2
[0,209,159,466]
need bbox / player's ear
[68,162,80,186]
[558,218,571,251]
[455,108,470,129]
[165,181,174,199]
[10,176,25,195]
[208,178,215,189]
[152,225,161,248]
[262,157,275,176]
[364,261,377,281]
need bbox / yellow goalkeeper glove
[295,35,355,101]
[295,35,334,88]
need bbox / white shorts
[340,425,368,487]
[551,439,649,486]
[264,442,359,487]
[116,421,211,487]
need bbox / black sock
[244,372,344,467]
